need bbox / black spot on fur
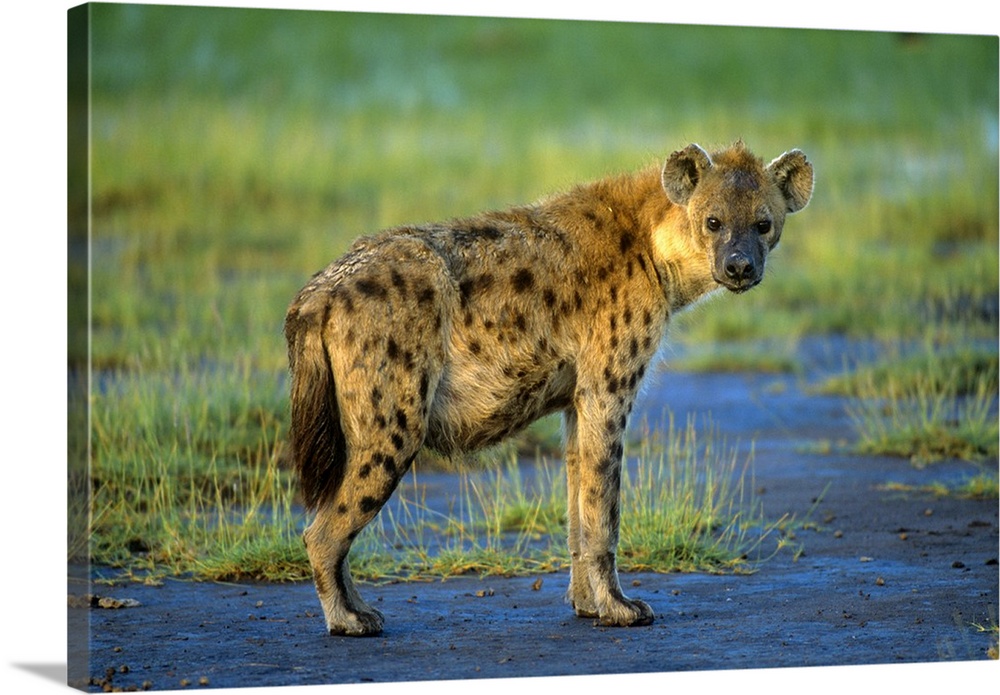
[387,339,399,361]
[330,286,356,314]
[356,278,387,300]
[359,463,372,478]
[381,454,397,475]
[608,497,620,529]
[337,503,348,514]
[511,267,534,293]
[623,308,632,325]
[461,273,495,308]
[371,386,383,407]
[390,270,407,293]
[543,288,557,308]
[391,433,405,451]
[459,278,475,308]
[514,312,527,333]
[359,496,380,514]
[473,224,502,239]
[604,366,619,394]
[469,341,482,355]
[619,231,635,254]
[395,409,408,431]
[610,285,618,303]
[629,338,639,359]
[419,371,430,402]
[417,285,436,305]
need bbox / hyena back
[285,141,813,635]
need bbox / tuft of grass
[661,342,802,375]
[878,470,999,500]
[846,368,998,465]
[814,343,998,398]
[809,338,999,465]
[617,414,789,573]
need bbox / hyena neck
[650,205,720,313]
[604,166,720,314]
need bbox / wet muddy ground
[70,338,998,691]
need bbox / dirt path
[71,339,998,691]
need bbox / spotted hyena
[284,141,814,636]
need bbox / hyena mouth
[714,273,761,294]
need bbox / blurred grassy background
[86,4,998,371]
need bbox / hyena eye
[756,220,772,234]
[706,217,722,232]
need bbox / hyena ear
[661,143,713,206]
[768,149,814,213]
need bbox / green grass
[88,410,779,583]
[76,5,999,581]
[811,340,999,464]
[814,342,998,399]
[846,364,998,465]
[879,471,1000,500]
[83,8,999,370]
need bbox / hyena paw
[326,605,385,637]
[566,584,599,618]
[570,597,600,619]
[598,597,654,627]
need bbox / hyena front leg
[564,408,598,618]
[567,395,653,627]
[304,387,426,636]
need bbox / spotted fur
[285,141,813,635]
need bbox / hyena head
[661,141,814,293]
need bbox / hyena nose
[724,253,755,281]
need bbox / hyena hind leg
[302,502,386,637]
[303,446,416,637]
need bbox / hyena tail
[284,305,347,511]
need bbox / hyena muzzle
[284,141,813,636]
